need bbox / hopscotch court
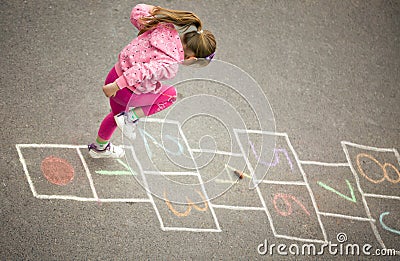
[16,118,399,252]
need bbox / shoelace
[88,143,110,152]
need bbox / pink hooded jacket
[114,4,185,94]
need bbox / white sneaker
[114,112,138,141]
[88,143,125,158]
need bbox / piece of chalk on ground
[234,170,244,179]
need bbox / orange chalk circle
[356,153,400,184]
[41,156,75,186]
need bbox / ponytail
[140,6,216,59]
[139,6,202,35]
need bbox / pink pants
[97,67,177,140]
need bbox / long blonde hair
[139,6,216,58]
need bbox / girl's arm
[102,82,119,97]
[102,61,178,97]
[116,60,178,95]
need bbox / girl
[88,3,216,158]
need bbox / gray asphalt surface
[1,0,399,260]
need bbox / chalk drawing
[249,140,294,170]
[363,193,400,200]
[95,159,137,176]
[76,147,99,201]
[15,124,399,250]
[317,179,356,203]
[356,153,400,184]
[234,129,327,243]
[317,212,374,222]
[342,141,400,250]
[273,193,311,217]
[127,118,221,233]
[164,190,208,217]
[41,156,75,186]
[379,212,400,235]
[139,128,184,159]
[16,144,150,203]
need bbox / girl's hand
[102,82,119,97]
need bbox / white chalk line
[36,195,95,201]
[76,148,99,200]
[214,179,238,184]
[211,204,265,211]
[190,148,244,157]
[233,129,287,137]
[16,144,87,149]
[143,171,200,176]
[275,235,327,245]
[15,144,39,197]
[394,149,400,163]
[35,194,151,203]
[214,178,306,186]
[97,198,152,203]
[341,141,397,153]
[258,180,307,186]
[162,227,222,233]
[341,142,387,250]
[363,194,400,200]
[317,211,375,222]
[299,160,350,167]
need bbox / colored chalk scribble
[41,156,74,186]
[356,153,400,184]
[249,140,294,171]
[273,193,311,217]
[164,190,208,217]
[317,179,357,203]
[95,159,136,176]
[379,212,400,235]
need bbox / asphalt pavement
[1,0,399,260]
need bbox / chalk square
[301,164,368,218]
[342,142,399,198]
[258,183,326,242]
[319,215,382,252]
[81,148,148,200]
[363,196,400,251]
[203,153,264,208]
[144,174,220,231]
[234,130,304,183]
[17,145,95,199]
[152,196,220,232]
[193,152,260,205]
[130,120,198,173]
[178,114,246,156]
